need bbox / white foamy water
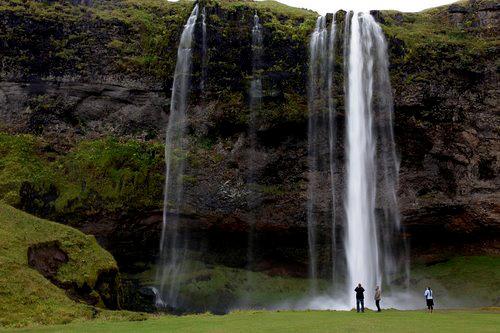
[305,11,409,309]
[344,10,380,300]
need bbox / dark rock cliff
[0,0,498,273]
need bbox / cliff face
[380,1,499,259]
[0,0,498,272]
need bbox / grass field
[6,309,500,333]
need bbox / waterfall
[327,14,338,286]
[345,10,379,299]
[343,11,408,301]
[303,11,408,309]
[307,15,325,294]
[150,5,407,311]
[201,7,207,91]
[250,12,263,128]
[243,12,263,306]
[307,15,338,294]
[369,14,410,290]
[155,4,199,308]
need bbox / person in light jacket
[424,287,434,313]
[374,286,382,312]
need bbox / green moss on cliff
[0,0,193,81]
[200,1,314,130]
[54,138,164,217]
[0,133,165,222]
[0,133,52,206]
[0,203,117,327]
[92,0,193,79]
[0,0,316,86]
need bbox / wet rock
[0,81,168,143]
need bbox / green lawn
[6,309,500,333]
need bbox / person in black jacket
[374,286,382,312]
[354,283,365,313]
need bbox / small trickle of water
[369,13,410,291]
[150,287,166,309]
[201,7,207,91]
[250,12,263,129]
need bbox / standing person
[354,283,365,313]
[374,286,381,312]
[424,287,434,313]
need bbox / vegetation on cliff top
[0,203,127,327]
[0,0,315,84]
[2,0,496,137]
[380,0,498,93]
[0,0,318,130]
[0,0,193,81]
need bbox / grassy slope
[411,256,500,306]
[0,203,119,327]
[8,309,500,333]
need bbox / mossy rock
[0,203,118,326]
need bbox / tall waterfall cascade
[327,14,338,287]
[344,11,380,298]
[344,11,408,301]
[155,4,199,308]
[307,14,338,295]
[307,11,408,307]
[242,12,264,305]
[306,15,325,294]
